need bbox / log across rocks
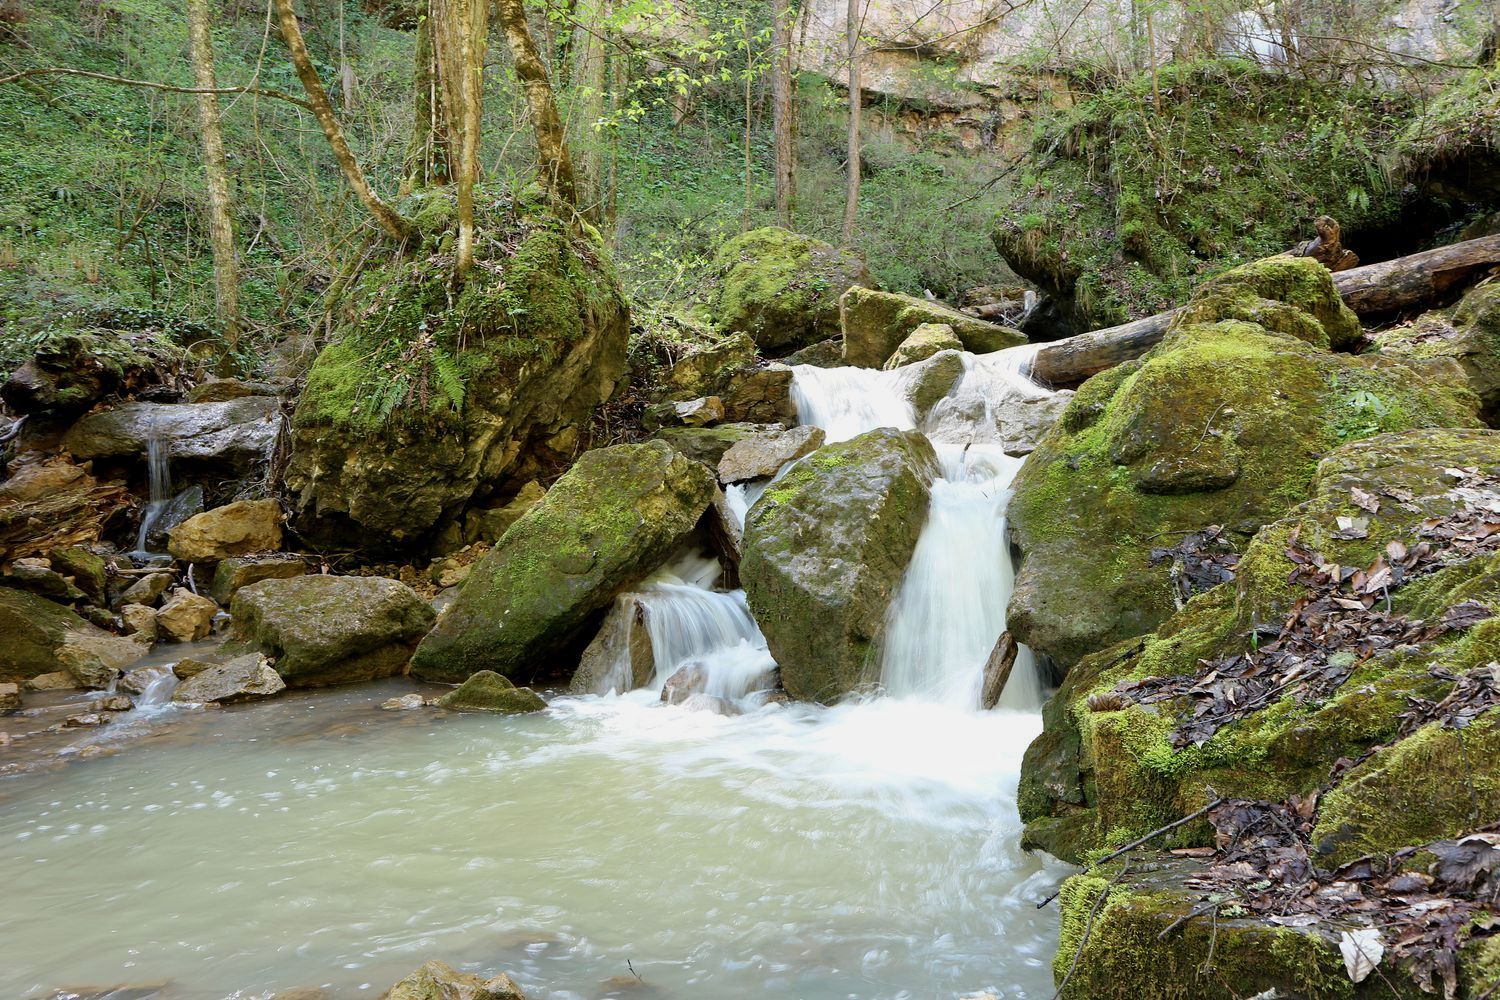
[1030,234,1500,386]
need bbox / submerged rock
[0,588,144,685]
[437,670,546,714]
[741,428,939,702]
[285,195,629,548]
[172,653,285,704]
[230,575,436,687]
[411,441,715,683]
[709,227,871,355]
[62,397,281,465]
[840,287,1024,368]
[1007,256,1481,671]
[381,960,527,1000]
[569,594,655,695]
[716,425,825,483]
[168,500,284,563]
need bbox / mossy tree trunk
[186,0,240,351]
[771,0,797,227]
[403,16,452,193]
[273,0,415,242]
[496,0,578,210]
[841,0,861,242]
[431,0,488,278]
[569,0,607,223]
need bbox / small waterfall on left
[130,431,171,559]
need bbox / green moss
[707,227,868,353]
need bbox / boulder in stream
[741,427,939,702]
[436,670,547,714]
[156,587,218,642]
[411,441,715,683]
[381,960,527,1000]
[229,575,436,687]
[62,397,281,466]
[172,652,285,704]
[210,554,307,605]
[167,499,283,563]
[569,594,655,695]
[717,425,825,483]
[119,571,174,607]
[882,322,963,369]
[840,287,1024,368]
[0,587,145,686]
[659,662,708,705]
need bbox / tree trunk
[273,0,413,242]
[431,0,488,279]
[495,0,578,209]
[1029,235,1500,386]
[186,0,241,349]
[771,0,796,227]
[403,17,451,192]
[570,0,607,222]
[840,0,860,242]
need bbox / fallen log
[1029,234,1500,386]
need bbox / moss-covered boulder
[436,670,547,714]
[410,441,715,683]
[0,587,145,686]
[228,575,436,687]
[840,287,1024,368]
[1,320,187,415]
[651,423,768,468]
[1019,427,1500,864]
[1374,279,1500,425]
[1007,257,1479,671]
[285,189,629,547]
[881,322,963,369]
[741,428,938,702]
[708,227,871,355]
[381,960,526,1000]
[210,554,307,605]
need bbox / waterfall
[132,433,171,557]
[790,343,1054,710]
[129,665,179,708]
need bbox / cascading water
[131,432,171,558]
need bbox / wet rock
[677,692,739,715]
[144,485,205,551]
[709,227,871,355]
[90,694,133,712]
[382,960,527,1000]
[63,712,106,727]
[741,427,939,702]
[50,546,108,602]
[707,487,743,565]
[899,348,967,415]
[188,377,288,403]
[285,198,629,549]
[155,588,218,642]
[168,499,283,563]
[659,662,709,705]
[437,670,547,714]
[231,575,436,687]
[783,337,844,368]
[716,365,797,425]
[412,441,716,683]
[717,425,825,483]
[882,322,963,369]
[26,671,77,691]
[463,481,546,545]
[119,603,157,639]
[120,571,174,607]
[840,287,1024,368]
[172,652,286,704]
[0,682,19,710]
[172,655,219,679]
[382,693,427,710]
[570,595,656,695]
[0,587,144,685]
[652,423,767,468]
[660,332,758,400]
[209,554,306,605]
[62,397,281,465]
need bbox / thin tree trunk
[431,0,488,279]
[771,0,796,227]
[742,17,752,232]
[403,17,451,193]
[841,0,861,242]
[495,0,578,209]
[272,0,414,241]
[186,0,240,349]
[570,0,607,222]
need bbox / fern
[430,346,466,411]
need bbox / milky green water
[0,684,1067,1000]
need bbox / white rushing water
[131,433,172,558]
[0,343,1070,999]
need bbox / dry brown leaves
[1150,524,1241,608]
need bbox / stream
[0,346,1071,1000]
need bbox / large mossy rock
[840,287,1025,368]
[0,587,145,685]
[228,575,436,687]
[1374,279,1500,425]
[708,227,871,355]
[1007,256,1480,672]
[1019,427,1500,865]
[285,190,629,547]
[410,441,715,683]
[740,427,938,702]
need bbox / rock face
[229,575,436,687]
[381,960,526,1000]
[210,554,307,605]
[840,287,1024,368]
[285,194,629,548]
[156,588,218,642]
[1007,257,1480,671]
[172,653,285,704]
[168,500,284,563]
[1375,279,1500,425]
[436,670,547,714]
[709,227,871,355]
[62,397,281,465]
[741,428,938,702]
[882,323,963,369]
[717,425,825,483]
[461,481,546,546]
[569,595,655,695]
[412,442,715,683]
[0,588,144,685]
